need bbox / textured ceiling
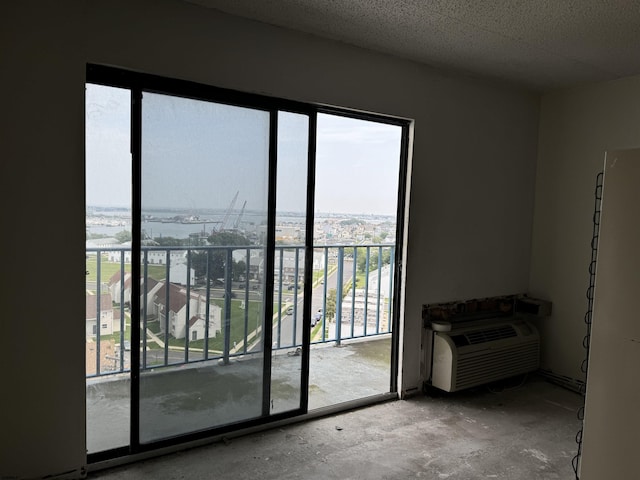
[185,0,640,91]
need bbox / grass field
[86,255,167,283]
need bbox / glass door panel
[139,92,270,443]
[85,83,132,454]
[270,111,310,414]
[309,113,402,409]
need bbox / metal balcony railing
[85,244,394,378]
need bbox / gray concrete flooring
[87,336,392,452]
[89,375,582,480]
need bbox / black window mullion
[261,110,278,417]
[300,111,317,413]
[130,87,142,452]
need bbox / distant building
[109,271,132,304]
[152,282,222,340]
[146,249,187,265]
[168,262,196,286]
[86,292,115,337]
[108,272,163,313]
[86,237,120,254]
[275,224,302,242]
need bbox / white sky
[85,84,401,216]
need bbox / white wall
[530,75,640,381]
[1,0,539,477]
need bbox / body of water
[87,209,306,240]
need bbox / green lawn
[312,269,324,283]
[146,265,168,279]
[146,319,161,334]
[312,265,337,284]
[97,330,130,344]
[85,256,128,283]
[85,256,166,283]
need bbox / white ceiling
[186,0,640,91]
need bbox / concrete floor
[89,374,582,480]
[87,336,392,452]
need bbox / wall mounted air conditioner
[431,319,540,392]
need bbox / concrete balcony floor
[87,336,392,453]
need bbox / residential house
[85,293,115,337]
[106,241,132,263]
[278,250,305,285]
[152,282,222,340]
[108,271,132,305]
[168,261,196,286]
[147,249,187,265]
[109,272,163,315]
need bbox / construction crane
[233,200,247,230]
[217,191,239,232]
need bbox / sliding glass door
[138,92,275,442]
[85,64,408,461]
[270,111,311,414]
[309,113,403,409]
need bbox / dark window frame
[86,63,410,465]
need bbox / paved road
[272,260,354,348]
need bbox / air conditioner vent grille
[465,325,517,344]
[456,341,540,390]
[430,320,540,392]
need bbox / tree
[208,231,250,246]
[339,218,363,226]
[87,232,109,240]
[325,288,337,321]
[373,232,388,243]
[191,232,252,285]
[356,247,370,273]
[233,260,246,282]
[115,230,132,243]
[153,236,188,246]
[190,250,225,284]
[357,247,392,273]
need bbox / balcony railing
[85,244,394,378]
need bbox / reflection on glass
[270,112,309,414]
[139,92,269,443]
